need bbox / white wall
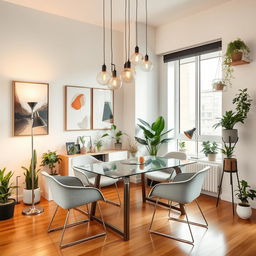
[0,1,124,196]
[156,0,256,207]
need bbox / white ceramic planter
[208,153,217,161]
[236,204,252,219]
[222,129,238,143]
[23,188,41,205]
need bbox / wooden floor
[1,183,256,256]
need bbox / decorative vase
[208,153,217,161]
[23,188,41,205]
[223,158,237,172]
[236,204,252,219]
[231,51,243,62]
[222,129,238,143]
[115,142,122,150]
[0,199,15,220]
[80,146,87,154]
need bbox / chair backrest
[72,155,101,184]
[150,167,210,204]
[163,151,187,160]
[41,171,103,209]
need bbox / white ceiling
[3,0,232,30]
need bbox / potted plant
[78,136,87,154]
[94,134,108,152]
[212,79,226,91]
[0,168,17,220]
[214,89,252,142]
[221,142,237,172]
[22,150,41,205]
[235,180,256,219]
[201,141,218,161]
[128,139,138,158]
[103,125,124,149]
[135,116,172,156]
[178,141,186,153]
[41,151,61,175]
[225,38,250,63]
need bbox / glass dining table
[75,156,195,241]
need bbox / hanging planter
[212,79,226,91]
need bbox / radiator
[184,162,221,194]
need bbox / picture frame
[92,88,114,130]
[13,81,49,136]
[65,85,92,131]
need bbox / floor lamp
[22,102,46,216]
[184,127,199,159]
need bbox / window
[167,50,222,157]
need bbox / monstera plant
[135,116,172,156]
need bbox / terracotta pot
[0,199,16,220]
[231,51,243,62]
[236,204,252,219]
[115,142,122,150]
[80,146,87,154]
[222,129,238,143]
[223,158,237,172]
[215,83,225,91]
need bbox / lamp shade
[32,111,47,128]
[184,128,196,139]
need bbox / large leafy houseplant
[41,151,61,175]
[22,150,40,190]
[135,116,172,156]
[201,141,218,155]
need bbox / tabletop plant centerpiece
[128,139,138,158]
[235,180,256,219]
[135,116,172,156]
[201,141,218,161]
[213,88,252,143]
[0,168,17,220]
[22,150,41,205]
[41,151,61,175]
[179,141,186,153]
[103,125,124,150]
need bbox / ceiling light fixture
[131,0,143,65]
[108,0,122,90]
[141,0,153,72]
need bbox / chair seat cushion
[88,176,118,187]
[146,171,172,182]
[173,173,196,182]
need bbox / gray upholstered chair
[148,167,210,245]
[72,155,121,207]
[146,151,187,185]
[42,171,106,248]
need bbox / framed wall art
[13,81,49,136]
[65,86,92,131]
[92,88,114,130]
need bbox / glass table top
[74,156,195,179]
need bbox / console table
[59,149,128,176]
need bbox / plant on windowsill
[201,141,218,161]
[213,88,252,143]
[235,180,256,219]
[0,168,17,220]
[41,151,61,175]
[135,116,172,156]
[221,142,237,172]
[103,125,124,150]
[22,150,41,205]
[178,141,186,153]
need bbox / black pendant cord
[103,0,106,66]
[145,0,148,56]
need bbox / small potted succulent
[235,180,256,219]
[103,125,124,149]
[178,141,186,153]
[41,151,61,175]
[0,168,17,220]
[221,142,237,172]
[94,134,108,152]
[22,150,41,205]
[201,141,218,161]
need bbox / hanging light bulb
[96,0,110,85]
[108,69,122,89]
[97,64,111,85]
[141,54,153,72]
[121,60,135,83]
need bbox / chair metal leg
[195,199,208,228]
[48,205,59,232]
[149,201,194,245]
[115,182,122,207]
[59,209,70,248]
[103,183,121,207]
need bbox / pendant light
[121,0,135,83]
[108,0,122,90]
[97,0,110,85]
[141,0,153,72]
[131,0,143,65]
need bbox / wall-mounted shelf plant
[228,60,250,66]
